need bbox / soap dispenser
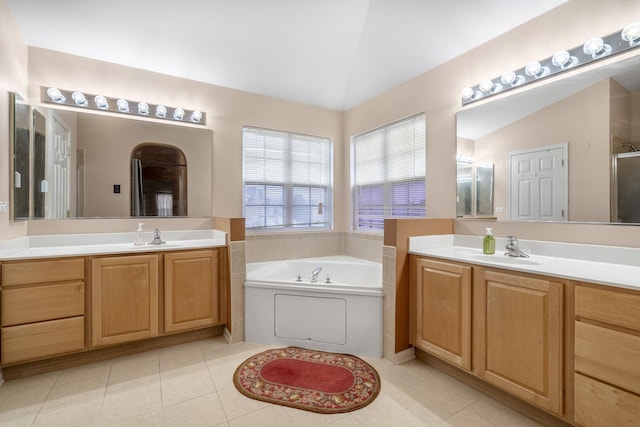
[483,227,495,254]
[134,223,146,246]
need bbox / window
[243,127,332,230]
[352,113,426,230]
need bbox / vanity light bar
[461,22,640,106]
[42,87,206,125]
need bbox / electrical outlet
[0,201,8,213]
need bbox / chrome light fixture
[462,22,640,106]
[42,87,206,125]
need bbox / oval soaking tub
[244,256,383,358]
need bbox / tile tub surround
[0,229,227,260]
[409,234,640,291]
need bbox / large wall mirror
[457,52,640,224]
[9,100,213,220]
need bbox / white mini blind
[353,113,426,230]
[243,126,332,230]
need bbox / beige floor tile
[325,414,365,426]
[109,350,160,374]
[33,399,102,427]
[444,407,496,427]
[217,387,269,420]
[160,366,216,406]
[55,360,112,385]
[206,356,244,391]
[101,375,162,420]
[163,392,227,427]
[283,406,351,426]
[99,409,163,427]
[228,404,295,427]
[350,392,437,427]
[465,397,541,427]
[40,374,108,413]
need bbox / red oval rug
[233,347,381,414]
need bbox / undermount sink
[468,254,540,266]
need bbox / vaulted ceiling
[7,0,568,110]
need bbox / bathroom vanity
[0,230,226,372]
[409,235,640,426]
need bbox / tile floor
[0,337,542,426]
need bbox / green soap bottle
[483,227,495,254]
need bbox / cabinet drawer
[575,321,640,395]
[575,373,640,427]
[2,258,85,286]
[1,317,85,365]
[2,282,85,326]
[575,285,640,330]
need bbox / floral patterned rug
[233,346,381,414]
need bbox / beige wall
[0,0,28,240]
[4,0,640,246]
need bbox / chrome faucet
[505,236,528,257]
[310,267,322,283]
[149,228,166,245]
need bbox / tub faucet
[149,228,166,245]
[505,235,528,258]
[310,267,322,283]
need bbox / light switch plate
[0,201,7,213]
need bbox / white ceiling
[7,0,568,111]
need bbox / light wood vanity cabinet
[411,256,565,418]
[475,268,564,416]
[164,249,220,333]
[413,258,472,370]
[0,258,86,365]
[574,284,640,427]
[91,254,159,347]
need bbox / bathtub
[244,256,383,358]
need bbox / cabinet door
[92,254,159,347]
[164,250,220,333]
[476,269,563,415]
[414,258,471,370]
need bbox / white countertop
[0,229,227,260]
[409,234,640,292]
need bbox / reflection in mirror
[9,103,213,219]
[457,53,640,224]
[456,160,494,218]
[613,152,640,223]
[10,93,30,220]
[131,144,188,217]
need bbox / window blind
[352,113,426,230]
[243,126,332,230]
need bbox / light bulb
[190,110,203,122]
[71,91,87,106]
[94,95,109,109]
[552,50,578,70]
[156,105,167,118]
[116,98,129,112]
[461,87,474,100]
[621,22,640,46]
[525,61,542,77]
[47,87,66,103]
[583,37,611,58]
[479,79,494,92]
[138,102,149,115]
[173,107,185,120]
